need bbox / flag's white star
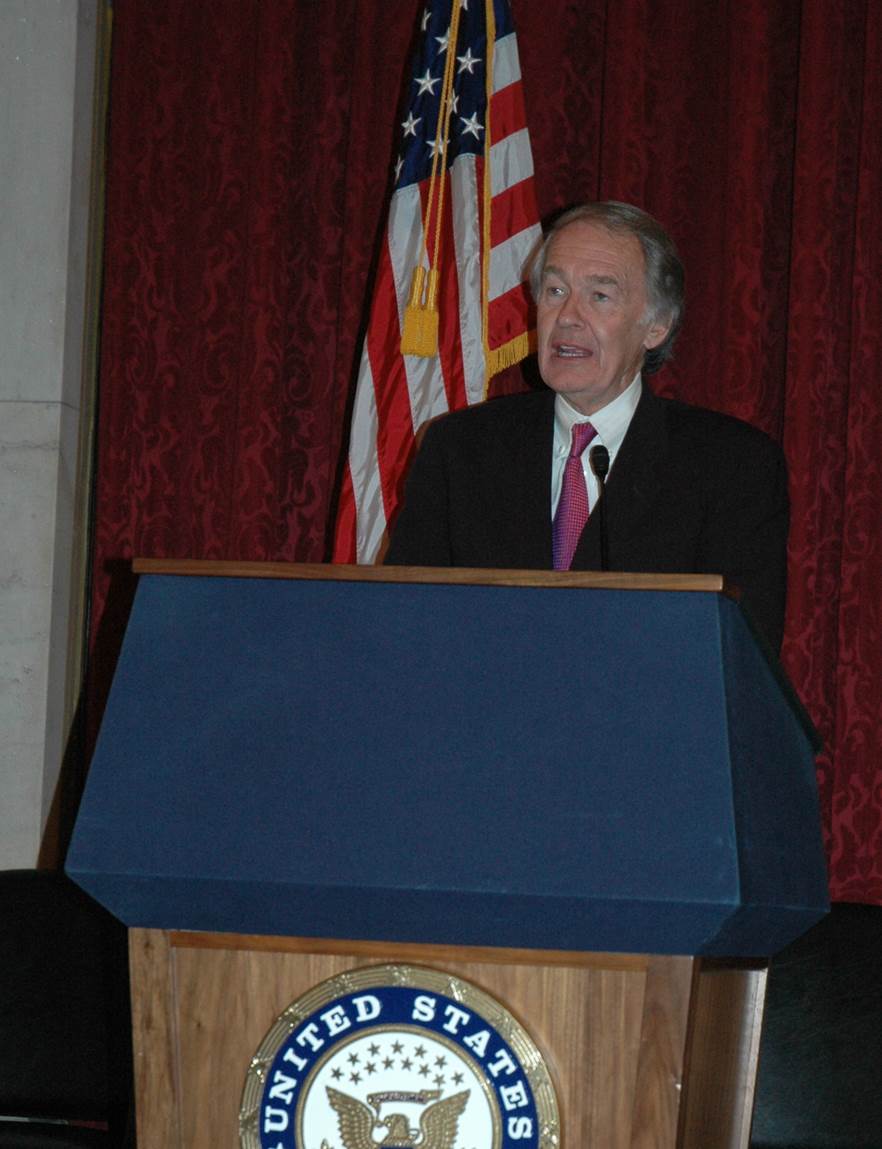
[448,92,460,115]
[457,48,481,74]
[394,156,404,181]
[401,111,421,137]
[460,112,483,139]
[435,28,450,53]
[426,137,446,157]
[421,6,431,31]
[415,69,440,95]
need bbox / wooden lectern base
[129,929,766,1148]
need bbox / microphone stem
[597,477,608,572]
[589,443,610,573]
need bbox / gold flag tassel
[401,266,440,356]
[400,0,462,358]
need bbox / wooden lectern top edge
[165,928,654,971]
[163,928,764,973]
[133,557,728,595]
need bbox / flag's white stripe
[492,32,521,93]
[489,128,534,195]
[387,186,449,432]
[347,346,388,562]
[405,339,450,432]
[387,184,427,331]
[489,221,543,301]
[450,156,486,406]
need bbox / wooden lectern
[66,562,827,1148]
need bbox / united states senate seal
[240,964,559,1149]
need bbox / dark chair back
[0,870,133,1147]
[751,903,882,1148]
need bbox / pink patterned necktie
[553,422,598,570]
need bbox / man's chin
[544,373,599,400]
[542,372,626,416]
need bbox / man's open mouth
[554,343,592,358]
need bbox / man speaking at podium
[385,201,789,652]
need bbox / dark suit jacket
[384,385,789,650]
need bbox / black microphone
[589,445,611,572]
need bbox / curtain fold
[92,0,882,901]
[782,1,882,895]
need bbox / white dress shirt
[551,373,643,517]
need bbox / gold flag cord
[480,0,495,393]
[401,0,464,357]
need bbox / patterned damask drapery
[91,0,882,901]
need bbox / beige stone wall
[0,0,99,866]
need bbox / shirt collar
[554,372,643,456]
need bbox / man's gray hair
[528,201,685,375]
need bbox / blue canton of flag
[394,1,505,189]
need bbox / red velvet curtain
[93,0,882,901]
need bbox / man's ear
[643,315,672,350]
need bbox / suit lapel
[508,391,556,567]
[573,384,670,568]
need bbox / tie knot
[570,422,597,458]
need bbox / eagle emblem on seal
[324,1086,469,1149]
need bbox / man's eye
[545,284,565,298]
[593,291,609,302]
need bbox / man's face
[536,220,670,416]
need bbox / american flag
[332,0,541,563]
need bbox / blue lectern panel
[67,574,828,955]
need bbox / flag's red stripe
[475,153,486,261]
[367,238,416,519]
[331,463,357,562]
[487,280,534,351]
[413,174,466,412]
[438,179,468,411]
[489,177,540,249]
[489,80,527,145]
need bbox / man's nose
[556,292,583,326]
